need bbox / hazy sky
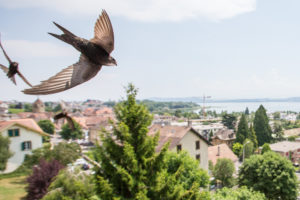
[0,0,300,102]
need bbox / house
[211,129,235,147]
[0,118,49,173]
[148,124,210,170]
[283,128,300,138]
[208,143,238,166]
[269,141,300,163]
[32,98,45,113]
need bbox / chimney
[216,145,220,156]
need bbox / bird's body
[0,35,32,87]
[54,101,75,131]
[23,10,116,95]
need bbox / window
[196,154,200,162]
[21,141,32,151]
[177,144,182,152]
[8,129,20,137]
[196,141,200,150]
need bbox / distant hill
[147,97,300,103]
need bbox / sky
[0,0,300,102]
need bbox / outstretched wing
[23,55,102,95]
[54,112,65,120]
[17,71,32,87]
[0,64,16,85]
[91,10,114,54]
[0,34,12,64]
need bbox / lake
[199,102,300,113]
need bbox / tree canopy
[0,134,13,171]
[93,84,208,199]
[38,120,55,135]
[213,158,235,188]
[212,186,266,200]
[253,105,272,146]
[60,120,84,140]
[238,151,298,200]
[235,114,250,144]
[222,113,237,130]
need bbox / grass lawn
[0,176,27,200]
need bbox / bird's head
[10,62,19,70]
[106,56,117,66]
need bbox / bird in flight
[0,34,32,87]
[54,101,75,131]
[23,10,116,95]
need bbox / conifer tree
[94,84,204,199]
[253,105,272,146]
[249,124,258,149]
[235,114,249,144]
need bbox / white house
[0,118,49,173]
[148,124,210,171]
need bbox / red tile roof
[0,118,49,136]
[208,143,238,165]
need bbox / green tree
[253,105,272,146]
[249,124,258,149]
[243,139,254,160]
[212,186,266,200]
[261,143,271,154]
[60,121,84,140]
[235,114,250,144]
[0,134,13,171]
[24,103,33,112]
[238,151,298,200]
[174,109,182,118]
[42,168,98,200]
[273,112,281,120]
[222,113,237,130]
[232,143,243,157]
[165,151,209,190]
[38,120,55,135]
[93,84,205,199]
[273,122,284,142]
[245,107,250,115]
[213,158,235,188]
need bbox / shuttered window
[8,129,20,137]
[21,141,32,151]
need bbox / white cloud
[0,0,256,22]
[0,40,75,58]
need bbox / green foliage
[245,107,250,115]
[273,112,281,120]
[272,122,284,142]
[253,105,272,146]
[235,114,249,144]
[238,151,298,200]
[60,120,84,140]
[23,142,81,167]
[281,120,300,130]
[222,114,237,130]
[53,104,62,112]
[213,158,235,188]
[212,186,266,200]
[249,124,258,149]
[243,139,254,160]
[38,120,55,135]
[94,84,206,199]
[0,134,13,171]
[165,151,209,190]
[42,169,98,200]
[261,143,271,154]
[287,135,298,141]
[232,143,243,157]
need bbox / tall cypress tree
[253,105,272,146]
[94,84,203,199]
[235,114,250,144]
[249,124,258,149]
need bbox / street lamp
[243,141,250,162]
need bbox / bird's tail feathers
[48,22,77,45]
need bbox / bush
[25,159,64,200]
[212,186,266,200]
[42,168,98,200]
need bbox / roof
[212,129,235,141]
[0,118,49,136]
[269,141,300,153]
[208,143,238,165]
[148,124,210,151]
[284,128,300,137]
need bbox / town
[1,92,300,199]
